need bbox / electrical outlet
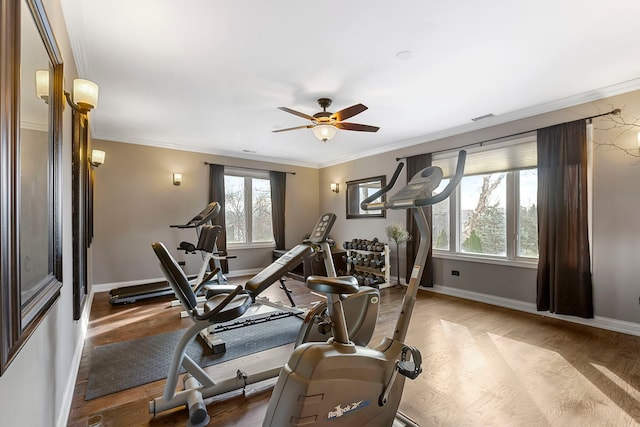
[178,261,186,266]
[451,270,460,276]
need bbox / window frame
[432,140,538,268]
[224,168,275,249]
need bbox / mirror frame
[72,109,90,320]
[346,175,387,219]
[0,0,63,375]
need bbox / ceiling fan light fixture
[312,124,337,142]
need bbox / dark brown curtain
[270,171,286,250]
[208,164,229,273]
[405,153,433,287]
[537,119,593,318]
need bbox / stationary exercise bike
[263,150,466,426]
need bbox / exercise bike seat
[306,275,359,295]
[152,242,251,323]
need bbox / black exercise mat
[85,314,302,400]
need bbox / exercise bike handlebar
[361,150,466,210]
[419,150,466,206]
[359,161,405,211]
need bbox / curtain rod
[203,161,296,175]
[395,108,621,161]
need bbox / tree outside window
[460,173,507,256]
[432,179,450,250]
[518,169,538,258]
[432,168,537,261]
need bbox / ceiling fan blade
[272,124,314,133]
[335,122,380,132]
[277,107,317,122]
[331,103,368,122]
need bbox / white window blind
[433,134,537,177]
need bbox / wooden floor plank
[68,279,640,426]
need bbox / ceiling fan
[273,98,380,142]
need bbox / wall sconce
[65,78,99,114]
[90,149,105,167]
[173,173,183,186]
[35,69,49,103]
[330,182,339,193]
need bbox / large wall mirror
[346,175,387,219]
[0,0,63,375]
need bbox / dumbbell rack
[344,240,390,289]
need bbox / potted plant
[385,223,411,287]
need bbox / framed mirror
[0,0,63,375]
[346,175,386,219]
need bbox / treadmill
[109,202,223,305]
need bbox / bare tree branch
[592,104,640,163]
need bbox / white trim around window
[432,135,539,266]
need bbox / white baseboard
[423,284,640,337]
[57,289,94,427]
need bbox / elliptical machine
[263,150,466,426]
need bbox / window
[517,169,538,258]
[224,169,274,246]
[460,172,507,256]
[432,136,538,263]
[432,179,450,250]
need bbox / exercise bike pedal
[397,346,422,380]
[317,320,332,335]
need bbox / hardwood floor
[68,280,640,426]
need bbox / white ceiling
[60,0,640,168]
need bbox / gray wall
[320,90,640,325]
[591,90,640,323]
[90,140,320,284]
